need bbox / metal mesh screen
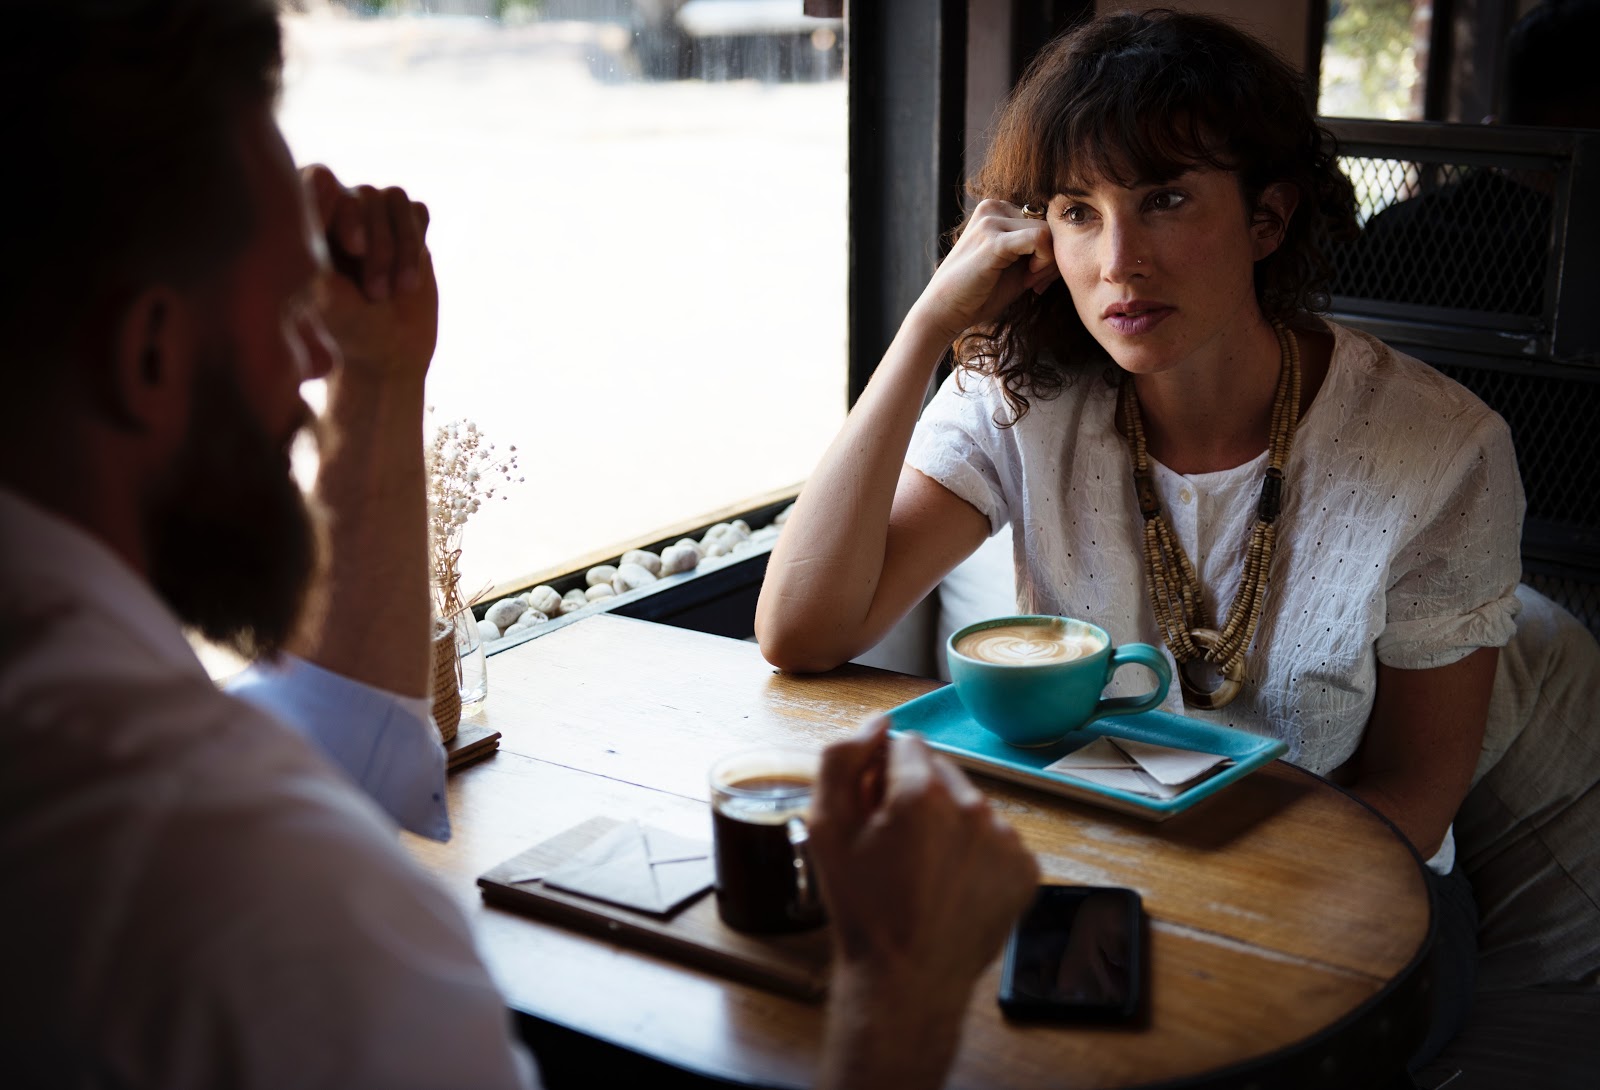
[1329,156,1556,318]
[1430,364,1600,532]
[1430,362,1600,639]
[1321,131,1597,637]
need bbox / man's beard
[148,356,326,662]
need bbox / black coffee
[712,774,825,934]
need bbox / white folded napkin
[1043,736,1232,799]
[528,820,714,916]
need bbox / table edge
[1115,760,1438,1090]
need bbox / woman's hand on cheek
[908,199,1059,345]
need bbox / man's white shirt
[0,488,536,1089]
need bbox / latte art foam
[954,622,1105,666]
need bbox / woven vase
[430,616,461,744]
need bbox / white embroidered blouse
[906,319,1524,866]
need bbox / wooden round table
[408,614,1434,1089]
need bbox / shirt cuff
[1377,591,1521,671]
[229,654,451,841]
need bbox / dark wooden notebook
[445,723,501,771]
[478,816,832,1000]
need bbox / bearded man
[0,3,1037,1088]
[0,0,535,1083]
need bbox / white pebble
[504,619,542,638]
[527,584,563,616]
[710,520,749,545]
[514,607,549,628]
[751,525,780,545]
[660,543,700,575]
[704,539,731,558]
[612,562,658,594]
[586,564,618,587]
[773,503,794,524]
[476,619,502,643]
[675,537,705,557]
[485,597,527,630]
[620,549,662,576]
[561,588,589,613]
[585,583,616,602]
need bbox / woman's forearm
[755,315,952,671]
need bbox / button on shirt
[0,489,536,1089]
[907,320,1525,873]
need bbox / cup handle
[1092,643,1173,720]
[786,815,818,916]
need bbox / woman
[757,9,1523,1066]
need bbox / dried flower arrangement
[425,412,523,622]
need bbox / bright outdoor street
[279,8,848,595]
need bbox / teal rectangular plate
[885,685,1287,821]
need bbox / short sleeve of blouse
[1377,412,1525,669]
[905,371,1012,536]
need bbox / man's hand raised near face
[302,164,438,381]
[287,165,436,699]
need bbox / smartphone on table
[998,884,1144,1022]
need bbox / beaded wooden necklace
[1117,320,1301,710]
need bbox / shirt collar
[0,487,207,680]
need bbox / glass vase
[452,607,489,711]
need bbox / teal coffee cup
[947,616,1173,748]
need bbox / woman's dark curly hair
[955,8,1358,422]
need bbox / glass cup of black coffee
[709,748,825,934]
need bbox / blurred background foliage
[1319,0,1426,120]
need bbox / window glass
[280,1,847,596]
[1318,0,1431,121]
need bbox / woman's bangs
[1053,107,1230,194]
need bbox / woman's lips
[1103,306,1173,336]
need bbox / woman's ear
[107,285,197,435]
[1250,182,1300,261]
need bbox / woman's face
[1046,166,1286,378]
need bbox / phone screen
[998,885,1143,1021]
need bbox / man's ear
[1250,182,1300,261]
[107,285,197,434]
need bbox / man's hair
[0,0,283,376]
[956,8,1357,422]
[1502,0,1600,126]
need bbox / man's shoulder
[0,602,419,925]
[0,608,490,1087]
[1,599,349,807]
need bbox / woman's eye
[1060,205,1089,224]
[1148,190,1187,212]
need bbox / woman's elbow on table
[755,615,857,674]
[755,586,878,673]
